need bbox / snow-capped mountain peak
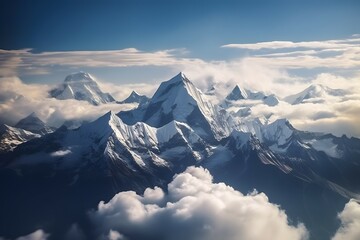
[284,84,347,104]
[150,72,207,114]
[64,71,94,83]
[128,90,142,99]
[261,118,294,146]
[118,90,149,105]
[49,72,116,105]
[119,73,231,140]
[222,85,279,108]
[167,72,188,84]
[226,85,248,101]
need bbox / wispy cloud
[221,36,360,70]
[221,37,360,50]
[0,48,201,77]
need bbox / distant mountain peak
[226,85,247,101]
[14,112,54,135]
[49,72,115,105]
[130,90,140,96]
[15,112,45,128]
[284,83,347,105]
[223,85,279,107]
[28,112,38,118]
[118,90,149,105]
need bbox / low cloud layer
[0,76,136,127]
[91,166,308,240]
[332,200,360,240]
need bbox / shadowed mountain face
[1,73,359,240]
[15,112,54,135]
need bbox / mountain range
[0,72,359,240]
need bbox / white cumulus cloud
[332,199,360,240]
[91,166,309,240]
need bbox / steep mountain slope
[119,72,232,141]
[226,85,247,100]
[238,118,360,198]
[0,124,40,153]
[49,72,115,105]
[5,111,210,187]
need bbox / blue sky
[1,0,359,86]
[0,0,359,87]
[1,0,359,56]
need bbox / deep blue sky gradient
[1,0,359,60]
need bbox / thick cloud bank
[332,200,360,240]
[91,167,308,240]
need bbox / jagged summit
[118,90,149,105]
[167,72,188,84]
[49,72,116,106]
[15,112,54,135]
[153,72,192,94]
[83,110,122,135]
[119,72,231,140]
[223,85,279,107]
[226,85,247,101]
[130,90,140,96]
